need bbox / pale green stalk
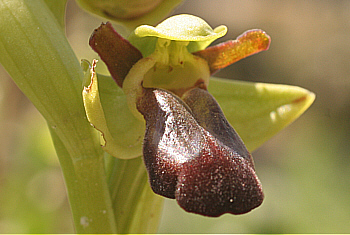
[0,0,117,233]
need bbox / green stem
[0,0,117,233]
[1,0,166,233]
[49,127,117,233]
[43,0,67,29]
[108,156,164,234]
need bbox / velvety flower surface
[84,14,315,216]
[137,87,263,216]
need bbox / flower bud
[75,0,184,30]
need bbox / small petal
[194,30,271,74]
[134,14,227,42]
[89,22,143,87]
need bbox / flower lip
[137,86,264,216]
[134,14,227,42]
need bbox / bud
[75,0,184,30]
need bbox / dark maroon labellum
[137,87,264,217]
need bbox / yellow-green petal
[129,14,227,56]
[135,14,227,41]
[82,60,144,159]
[209,77,315,152]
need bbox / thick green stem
[0,0,117,233]
[108,156,164,234]
[43,0,67,29]
[49,127,117,233]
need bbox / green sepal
[209,77,315,152]
[82,60,144,159]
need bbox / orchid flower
[0,0,316,231]
[83,14,315,217]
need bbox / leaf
[209,77,316,152]
[0,0,94,157]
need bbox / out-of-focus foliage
[1,0,349,233]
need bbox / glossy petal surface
[137,87,263,216]
[177,146,263,216]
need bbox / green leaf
[82,61,164,230]
[209,77,315,152]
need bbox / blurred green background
[1,0,349,233]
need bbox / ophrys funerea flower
[84,14,314,216]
